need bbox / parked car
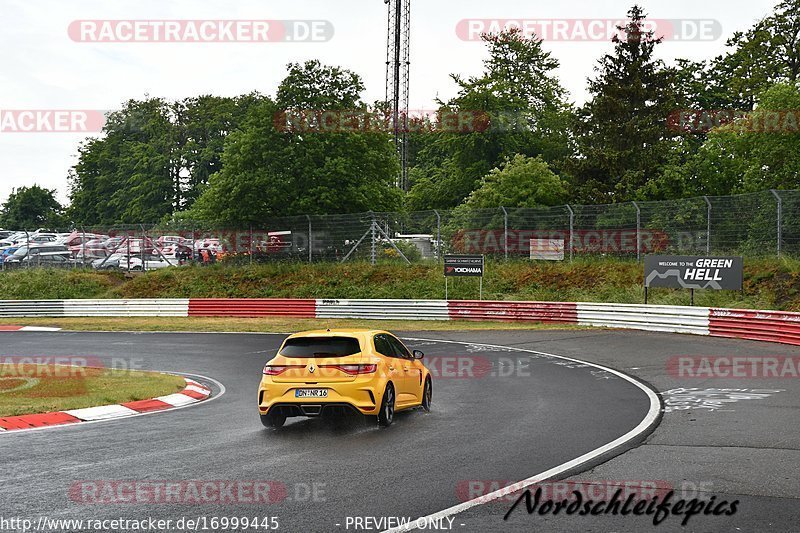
[60,232,108,248]
[4,232,28,245]
[158,242,193,261]
[4,244,72,268]
[119,254,174,271]
[156,235,191,247]
[92,253,126,270]
[70,239,109,261]
[103,237,154,255]
[28,233,59,244]
[0,247,18,265]
[18,252,77,268]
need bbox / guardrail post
[500,206,509,260]
[635,202,642,261]
[565,204,574,262]
[307,215,313,263]
[703,196,712,255]
[771,190,782,256]
[433,210,441,262]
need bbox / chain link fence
[0,190,796,271]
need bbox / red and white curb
[0,326,62,332]
[0,377,211,432]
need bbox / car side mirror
[412,350,424,360]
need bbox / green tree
[0,185,65,229]
[460,155,567,209]
[706,0,800,109]
[174,92,265,209]
[69,98,177,224]
[407,28,572,210]
[569,5,679,203]
[692,83,800,194]
[69,94,262,224]
[182,62,402,226]
[651,1,800,199]
[277,60,364,110]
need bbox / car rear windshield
[279,337,361,358]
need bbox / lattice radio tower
[384,0,411,191]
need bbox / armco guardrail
[710,308,800,346]
[2,298,800,346]
[0,299,188,317]
[317,299,449,321]
[188,298,316,318]
[577,303,710,335]
[0,300,65,318]
[449,300,577,323]
[63,299,190,317]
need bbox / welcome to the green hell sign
[644,256,743,291]
[684,259,735,281]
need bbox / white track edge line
[382,337,662,533]
[0,371,226,436]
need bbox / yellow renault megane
[258,329,432,428]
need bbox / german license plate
[295,389,328,398]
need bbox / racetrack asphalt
[0,329,796,532]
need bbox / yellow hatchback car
[258,329,432,428]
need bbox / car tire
[421,377,432,412]
[378,383,395,427]
[261,412,286,428]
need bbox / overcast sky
[0,0,778,207]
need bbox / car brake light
[319,364,377,375]
[263,365,304,375]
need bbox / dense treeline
[54,2,800,228]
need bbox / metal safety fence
[0,189,796,270]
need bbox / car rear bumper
[266,403,366,417]
[258,380,382,416]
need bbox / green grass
[1,256,799,311]
[0,364,187,417]
[0,268,125,300]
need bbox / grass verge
[2,257,800,310]
[0,364,187,417]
